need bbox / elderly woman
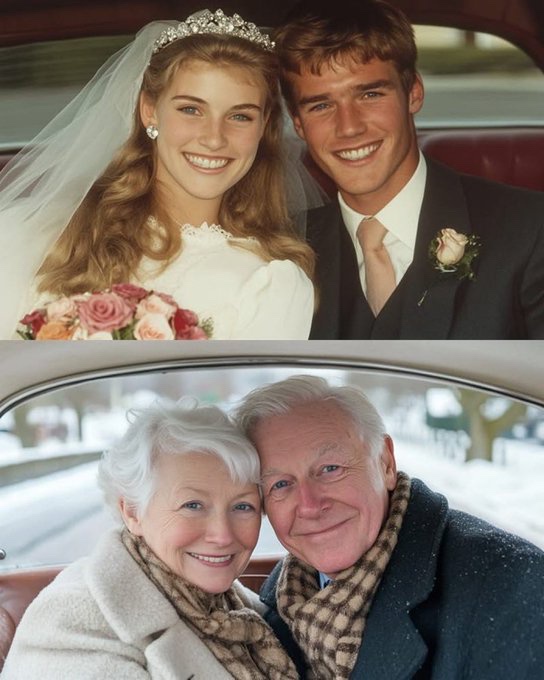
[2,401,298,679]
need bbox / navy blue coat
[260,479,544,679]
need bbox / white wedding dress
[135,223,314,340]
[17,222,314,340]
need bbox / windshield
[1,362,542,570]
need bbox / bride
[0,9,320,340]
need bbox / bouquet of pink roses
[18,283,213,340]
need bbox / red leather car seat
[419,128,544,192]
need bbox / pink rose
[136,293,177,320]
[134,313,174,340]
[111,283,149,303]
[77,291,134,334]
[435,228,468,266]
[46,296,78,323]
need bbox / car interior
[1,0,544,192]
[0,0,543,670]
[1,339,544,668]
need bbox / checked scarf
[122,530,299,680]
[276,472,411,680]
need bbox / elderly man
[235,375,544,679]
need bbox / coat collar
[85,529,180,641]
[84,529,234,679]
[352,479,449,679]
[396,158,474,338]
[145,621,234,680]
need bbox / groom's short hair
[273,0,418,110]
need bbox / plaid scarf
[276,472,411,680]
[122,530,298,680]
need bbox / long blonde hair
[37,33,315,295]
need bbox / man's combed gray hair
[98,399,259,520]
[234,374,387,457]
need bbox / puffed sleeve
[232,259,314,340]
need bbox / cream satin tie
[357,216,396,316]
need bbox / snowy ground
[394,436,544,549]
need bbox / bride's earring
[146,124,159,140]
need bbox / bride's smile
[141,60,267,225]
[184,153,230,171]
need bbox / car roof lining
[1,1,543,69]
[1,342,543,418]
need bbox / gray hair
[234,375,386,457]
[98,399,260,520]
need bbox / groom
[274,0,544,338]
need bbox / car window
[0,36,130,150]
[415,26,544,127]
[1,27,543,150]
[1,362,542,571]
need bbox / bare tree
[457,390,527,462]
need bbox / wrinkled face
[290,57,423,215]
[122,452,261,594]
[251,401,396,577]
[141,60,267,223]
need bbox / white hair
[234,375,387,457]
[98,399,260,520]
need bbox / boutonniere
[429,228,481,280]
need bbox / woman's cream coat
[2,529,266,680]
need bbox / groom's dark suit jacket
[308,157,544,339]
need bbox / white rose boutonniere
[429,228,481,280]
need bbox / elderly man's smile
[294,516,354,539]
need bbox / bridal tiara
[152,9,275,54]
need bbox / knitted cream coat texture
[2,529,266,680]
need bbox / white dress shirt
[339,152,427,295]
[319,571,332,588]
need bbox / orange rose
[36,321,75,340]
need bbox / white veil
[282,110,328,237]
[0,15,326,339]
[0,21,175,338]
